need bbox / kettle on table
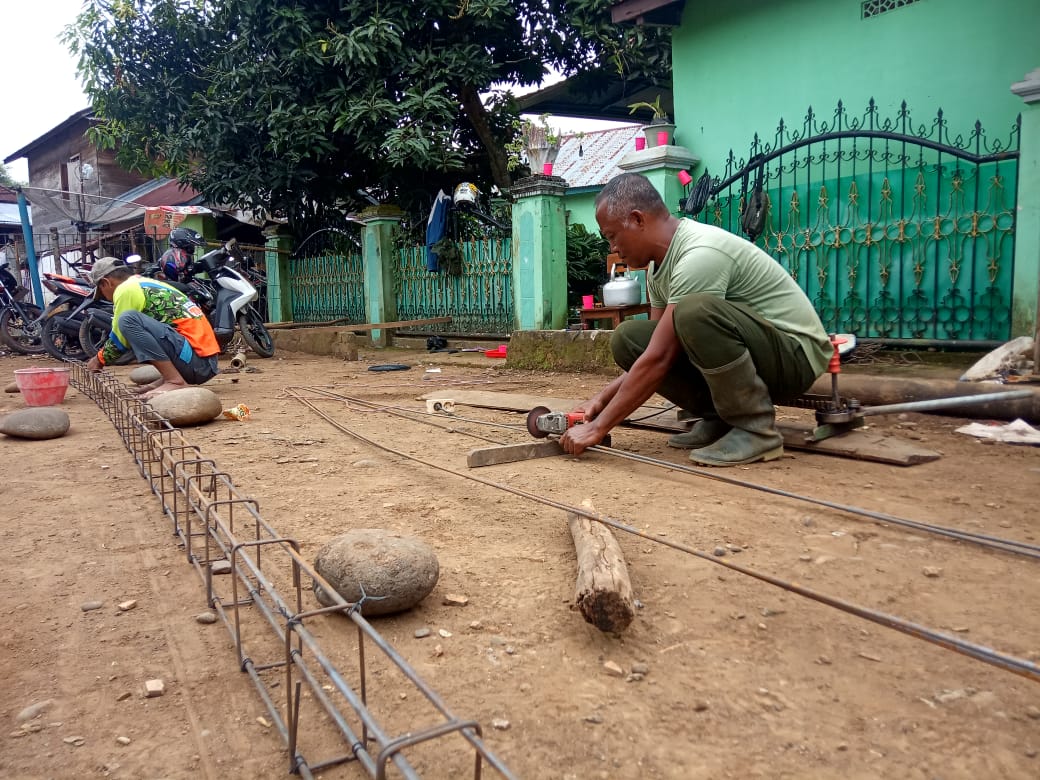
[601,263,642,307]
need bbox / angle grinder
[525,405,588,438]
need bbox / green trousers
[610,293,819,414]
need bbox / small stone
[757,622,768,630]
[80,601,103,612]
[257,717,271,728]
[438,629,452,638]
[414,628,431,638]
[491,718,510,731]
[351,459,380,468]
[1026,748,1038,758]
[583,713,603,724]
[195,611,218,624]
[144,679,165,698]
[129,365,162,385]
[817,655,832,665]
[432,644,444,657]
[603,660,624,677]
[210,561,232,575]
[1026,705,1040,720]
[713,546,727,557]
[837,743,849,752]
[727,544,743,553]
[117,600,137,612]
[442,594,469,606]
[16,699,54,723]
[693,700,709,712]
[4,382,20,393]
[505,645,516,655]
[626,673,645,682]
[116,691,132,702]
[116,736,131,746]
[631,662,649,675]
[468,620,483,630]
[922,566,942,578]
[63,735,85,745]
[798,554,812,562]
[25,723,43,733]
[10,730,27,738]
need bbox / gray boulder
[0,408,71,440]
[128,365,162,385]
[313,529,439,616]
[148,387,222,426]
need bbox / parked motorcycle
[0,261,45,354]
[38,267,97,362]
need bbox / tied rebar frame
[71,363,516,780]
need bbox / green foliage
[0,163,24,188]
[566,223,608,306]
[65,0,672,236]
[627,94,668,121]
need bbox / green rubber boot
[667,416,731,449]
[688,351,784,467]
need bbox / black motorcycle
[0,262,45,355]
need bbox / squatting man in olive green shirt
[560,172,831,467]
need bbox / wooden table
[579,303,651,329]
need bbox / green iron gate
[395,238,513,334]
[287,229,365,323]
[688,100,1021,344]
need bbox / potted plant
[508,114,563,175]
[627,94,676,148]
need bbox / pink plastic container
[14,367,71,407]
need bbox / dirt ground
[2,342,1039,780]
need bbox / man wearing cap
[84,257,221,398]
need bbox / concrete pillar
[1011,68,1040,338]
[360,206,403,346]
[616,143,700,217]
[510,174,568,330]
[263,225,293,323]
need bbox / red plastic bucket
[14,367,71,407]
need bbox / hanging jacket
[425,190,452,272]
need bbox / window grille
[861,0,923,19]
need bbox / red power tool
[526,406,585,438]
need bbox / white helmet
[453,182,479,209]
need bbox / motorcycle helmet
[169,227,206,251]
[125,253,143,266]
[453,182,479,210]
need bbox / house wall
[25,117,151,241]
[672,0,1038,173]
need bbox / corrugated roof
[118,177,202,207]
[553,125,643,189]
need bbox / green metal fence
[288,250,365,323]
[695,101,1020,344]
[395,239,513,334]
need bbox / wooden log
[567,499,635,634]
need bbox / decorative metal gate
[288,229,365,323]
[395,238,513,335]
[690,100,1021,343]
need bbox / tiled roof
[552,125,642,189]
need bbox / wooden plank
[467,434,611,468]
[433,389,940,466]
[267,316,452,331]
[567,498,634,634]
[777,424,941,467]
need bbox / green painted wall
[672,0,1037,174]
[565,190,599,232]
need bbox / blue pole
[16,189,44,306]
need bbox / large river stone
[129,365,162,385]
[148,387,222,426]
[313,529,440,616]
[0,408,71,440]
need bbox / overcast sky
[3,2,625,185]
[3,0,90,182]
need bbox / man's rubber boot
[667,416,730,449]
[688,351,784,467]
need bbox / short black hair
[595,173,669,221]
[107,266,134,282]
